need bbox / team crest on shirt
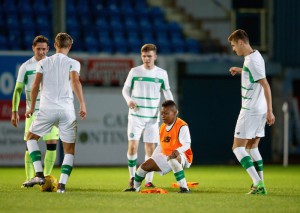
[155,78,159,83]
[138,77,143,81]
[163,136,171,143]
[130,133,134,138]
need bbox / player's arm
[11,82,25,127]
[25,73,42,118]
[229,67,242,76]
[169,125,191,159]
[162,89,173,101]
[258,78,275,126]
[122,70,136,109]
[70,71,87,120]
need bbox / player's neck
[143,64,155,70]
[56,48,69,55]
[243,46,255,56]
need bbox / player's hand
[128,101,137,110]
[11,111,20,127]
[229,67,242,76]
[25,109,34,118]
[266,111,275,126]
[79,103,87,120]
[167,150,180,160]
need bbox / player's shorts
[127,117,159,143]
[234,112,266,139]
[24,114,59,141]
[29,108,77,143]
[151,153,191,175]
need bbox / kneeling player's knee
[26,132,39,141]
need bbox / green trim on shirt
[241,86,253,90]
[132,96,159,100]
[241,96,252,100]
[23,70,36,84]
[243,66,256,83]
[242,107,250,110]
[130,114,158,119]
[131,77,165,90]
[136,105,159,109]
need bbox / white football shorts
[29,108,77,143]
[127,117,159,143]
[151,153,191,175]
[234,112,266,139]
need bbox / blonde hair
[32,35,49,46]
[141,44,157,53]
[55,33,73,48]
[228,29,249,44]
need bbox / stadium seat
[0,35,8,50]
[149,7,165,20]
[185,38,201,54]
[113,37,128,53]
[36,16,51,26]
[99,37,114,53]
[6,15,20,29]
[95,17,110,31]
[7,30,21,50]
[21,16,35,31]
[66,17,79,31]
[139,19,153,32]
[124,17,138,31]
[84,35,99,53]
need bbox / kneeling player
[124,100,193,193]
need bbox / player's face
[33,42,49,61]
[141,50,157,69]
[161,106,177,125]
[230,40,243,56]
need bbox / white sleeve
[152,144,162,156]
[163,89,173,101]
[16,63,27,83]
[36,61,43,74]
[124,69,133,88]
[70,60,81,74]
[176,125,191,153]
[163,72,171,90]
[248,59,265,81]
[122,85,132,104]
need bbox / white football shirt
[36,53,80,110]
[124,65,171,121]
[241,50,267,114]
[17,56,42,113]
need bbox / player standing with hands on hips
[22,33,86,193]
[228,29,275,194]
[122,44,173,189]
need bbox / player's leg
[23,132,45,187]
[233,138,264,194]
[57,142,75,193]
[57,110,77,193]
[168,153,190,193]
[144,142,156,187]
[43,126,59,176]
[247,138,264,181]
[143,121,159,187]
[127,118,143,187]
[127,140,139,187]
[24,116,35,182]
[124,158,161,192]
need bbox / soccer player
[11,35,59,186]
[22,33,87,193]
[122,44,173,189]
[228,29,275,194]
[124,100,193,193]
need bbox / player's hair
[141,44,157,53]
[162,100,177,109]
[55,33,73,48]
[228,29,249,44]
[32,35,49,46]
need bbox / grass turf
[0,165,299,213]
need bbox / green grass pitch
[0,165,299,213]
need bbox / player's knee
[26,132,39,141]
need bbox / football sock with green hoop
[250,148,264,181]
[24,150,35,180]
[168,158,188,189]
[144,155,154,183]
[127,153,137,179]
[134,167,147,191]
[59,154,74,185]
[44,143,57,176]
[27,139,43,173]
[233,147,261,185]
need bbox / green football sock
[25,151,35,180]
[44,150,56,176]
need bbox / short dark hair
[32,35,49,46]
[141,43,157,53]
[55,33,73,48]
[162,100,177,109]
[228,29,249,44]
